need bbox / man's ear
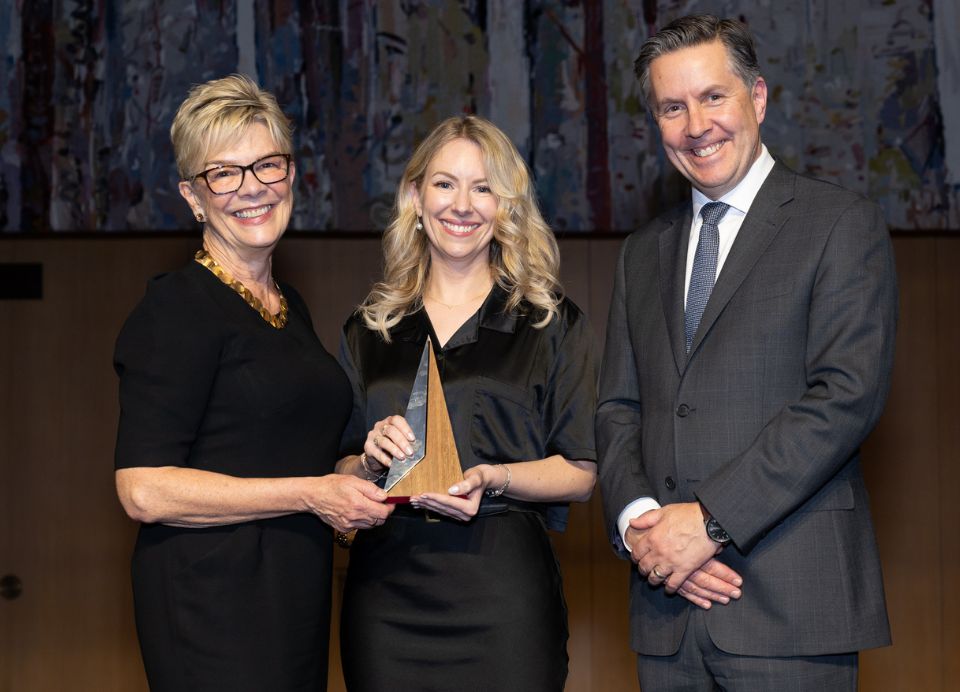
[752,77,768,126]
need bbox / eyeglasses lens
[205,155,289,194]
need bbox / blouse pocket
[470,377,541,463]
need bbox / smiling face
[179,121,295,257]
[649,40,767,200]
[412,137,498,272]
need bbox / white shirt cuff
[617,497,662,553]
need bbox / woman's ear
[178,181,203,219]
[408,182,422,217]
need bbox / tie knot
[700,202,730,227]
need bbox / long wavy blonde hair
[360,115,562,341]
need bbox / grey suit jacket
[596,161,896,657]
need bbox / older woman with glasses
[113,74,391,692]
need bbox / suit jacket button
[676,404,690,417]
[665,476,676,490]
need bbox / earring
[195,212,205,223]
[415,216,423,231]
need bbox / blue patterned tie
[685,202,729,352]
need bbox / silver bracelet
[484,464,512,498]
[360,452,386,480]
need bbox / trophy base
[385,494,468,505]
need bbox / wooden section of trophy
[387,346,464,500]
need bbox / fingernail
[731,589,742,599]
[448,485,460,494]
[407,432,415,441]
[406,447,414,456]
[734,578,743,586]
[720,596,730,604]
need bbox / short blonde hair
[360,115,562,340]
[170,74,293,179]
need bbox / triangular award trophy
[384,338,465,503]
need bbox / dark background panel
[0,235,954,691]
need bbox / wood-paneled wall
[0,235,955,692]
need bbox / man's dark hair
[635,14,761,108]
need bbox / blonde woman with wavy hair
[360,115,562,338]
[335,115,598,690]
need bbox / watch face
[706,517,731,544]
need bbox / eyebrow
[656,82,731,104]
[204,151,284,167]
[430,169,489,184]
[699,83,730,94]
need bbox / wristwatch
[705,516,732,546]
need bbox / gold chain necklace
[424,287,492,310]
[194,250,289,329]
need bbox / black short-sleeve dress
[338,286,597,692]
[114,260,352,692]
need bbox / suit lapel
[687,162,797,358]
[658,207,692,375]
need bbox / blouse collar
[391,284,518,347]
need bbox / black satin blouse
[339,286,597,531]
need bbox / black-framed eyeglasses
[190,154,292,195]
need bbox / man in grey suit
[597,14,897,690]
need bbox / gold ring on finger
[652,565,667,580]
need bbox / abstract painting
[1,0,956,232]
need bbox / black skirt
[132,516,332,692]
[340,509,568,692]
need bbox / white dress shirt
[617,145,776,551]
